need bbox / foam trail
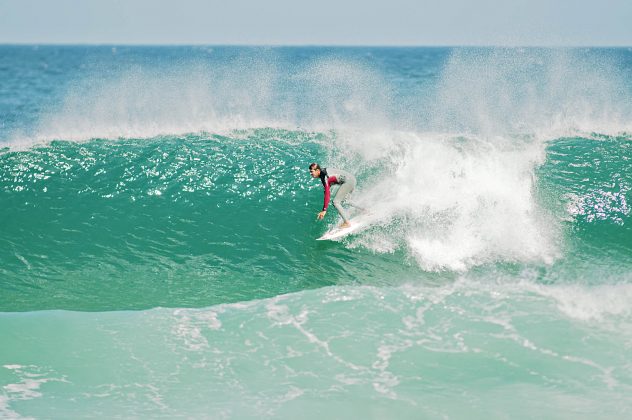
[1,282,632,418]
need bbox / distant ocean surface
[1,45,632,418]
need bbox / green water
[2,45,632,418]
[1,132,425,312]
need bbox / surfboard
[316,215,373,241]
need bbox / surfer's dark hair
[309,163,321,170]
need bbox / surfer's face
[309,167,320,178]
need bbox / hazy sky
[1,0,631,46]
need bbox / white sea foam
[534,283,632,322]
[340,130,559,271]
[407,277,632,323]
[1,365,66,420]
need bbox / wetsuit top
[319,167,353,211]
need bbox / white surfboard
[317,215,374,241]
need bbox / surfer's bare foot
[340,221,351,228]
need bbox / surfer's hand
[317,211,326,220]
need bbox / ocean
[1,45,632,418]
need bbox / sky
[1,0,631,46]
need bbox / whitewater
[1,45,632,418]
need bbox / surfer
[309,163,356,228]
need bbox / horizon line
[2,41,632,49]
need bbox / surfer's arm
[316,180,330,220]
[322,179,331,211]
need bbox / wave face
[2,45,632,417]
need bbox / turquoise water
[1,46,632,418]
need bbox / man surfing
[309,163,356,228]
